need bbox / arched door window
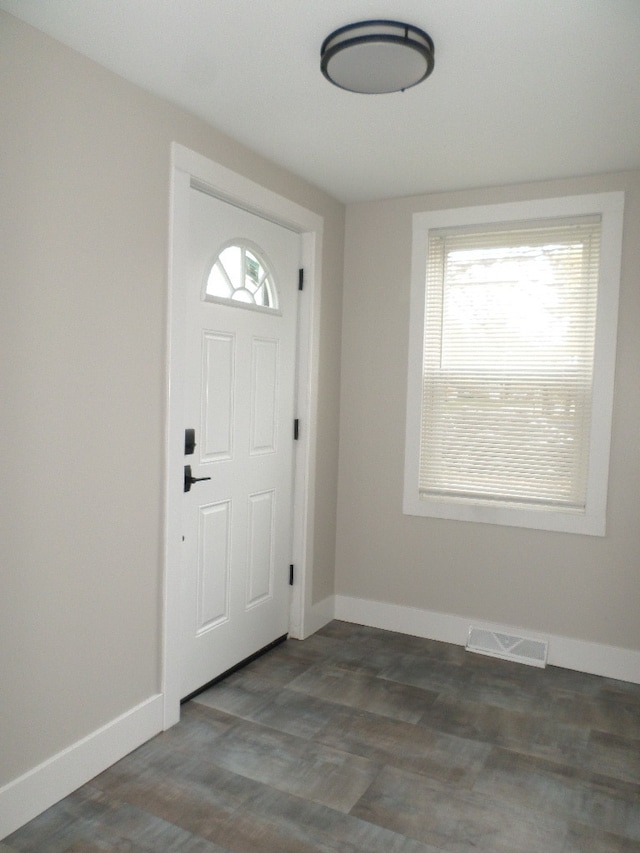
[205,242,278,311]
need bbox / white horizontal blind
[420,217,601,510]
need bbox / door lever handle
[184,464,211,493]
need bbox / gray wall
[0,11,344,787]
[337,172,640,652]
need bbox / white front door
[180,186,300,699]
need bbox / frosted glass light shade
[321,20,434,94]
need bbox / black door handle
[184,464,211,493]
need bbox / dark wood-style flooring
[4,620,640,852]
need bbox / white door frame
[162,143,323,727]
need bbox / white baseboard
[292,594,335,640]
[0,694,163,841]
[335,595,465,646]
[334,595,640,685]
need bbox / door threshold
[180,633,288,704]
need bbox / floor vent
[466,626,548,668]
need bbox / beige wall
[337,172,640,652]
[0,11,343,787]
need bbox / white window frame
[403,192,624,536]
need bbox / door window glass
[206,242,278,311]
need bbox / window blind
[420,217,601,511]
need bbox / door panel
[246,489,275,607]
[250,338,278,454]
[197,501,231,632]
[202,332,234,460]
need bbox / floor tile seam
[267,650,330,669]
[423,687,578,717]
[23,796,210,853]
[208,709,328,754]
[191,694,277,726]
[210,760,374,818]
[345,761,392,824]
[462,677,601,703]
[590,688,640,706]
[4,819,78,852]
[89,766,258,828]
[588,726,640,747]
[131,710,320,785]
[96,765,273,848]
[206,683,397,734]
[290,660,391,680]
[363,748,604,822]
[204,698,342,742]
[286,664,445,705]
[354,760,511,812]
[311,700,429,731]
[78,781,137,814]
[100,800,224,850]
[192,672,289,703]
[548,711,640,739]
[187,701,258,733]
[487,739,640,793]
[458,738,596,771]
[341,808,451,853]
[541,802,640,843]
[308,732,487,792]
[373,670,470,696]
[105,746,255,787]
[583,768,640,799]
[416,712,566,744]
[283,659,433,689]
[284,685,438,725]
[205,709,389,788]
[213,790,437,853]
[564,817,640,848]
[117,802,238,853]
[236,671,313,689]
[207,703,341,743]
[184,699,256,724]
[309,720,437,762]
[439,813,572,853]
[472,764,640,824]
[259,677,382,715]
[200,781,325,848]
[124,733,240,764]
[327,661,393,678]
[349,797,468,853]
[600,685,640,701]
[416,696,606,739]
[308,708,494,760]
[481,742,590,773]
[329,646,459,665]
[550,805,640,845]
[441,784,580,832]
[376,657,468,674]
[202,758,449,853]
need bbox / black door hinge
[293,419,299,440]
[298,268,304,291]
[289,564,294,585]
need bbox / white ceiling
[2,0,640,203]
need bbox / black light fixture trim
[321,19,435,94]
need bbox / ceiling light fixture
[321,20,435,94]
